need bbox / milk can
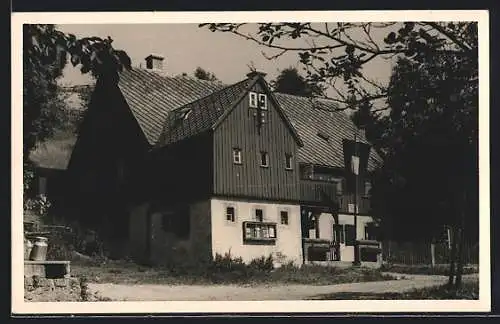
[29,236,48,261]
[24,236,33,260]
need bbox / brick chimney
[145,54,165,70]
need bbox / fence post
[431,242,436,267]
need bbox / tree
[357,54,477,289]
[200,22,477,110]
[271,66,323,97]
[200,22,478,289]
[193,67,219,81]
[23,24,131,208]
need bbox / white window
[226,206,235,222]
[260,151,269,167]
[233,148,242,164]
[285,154,293,170]
[258,93,268,110]
[249,92,258,108]
[280,211,289,225]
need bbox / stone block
[24,276,33,287]
[54,278,69,288]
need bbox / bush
[205,252,274,283]
[380,263,478,276]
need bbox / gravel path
[88,273,478,301]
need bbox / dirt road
[88,273,478,301]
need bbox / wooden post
[431,242,436,268]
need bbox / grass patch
[310,280,479,300]
[380,263,479,276]
[71,254,395,286]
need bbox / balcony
[299,180,371,214]
[299,180,338,205]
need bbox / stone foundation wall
[24,276,79,290]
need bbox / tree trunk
[448,226,457,286]
[455,191,468,289]
[431,242,436,268]
[455,227,465,288]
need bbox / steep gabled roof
[274,93,382,171]
[157,78,252,146]
[117,68,226,145]
[157,76,303,148]
[91,68,382,171]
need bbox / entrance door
[332,224,344,261]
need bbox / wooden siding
[66,79,150,235]
[300,179,371,215]
[148,133,213,204]
[213,82,300,201]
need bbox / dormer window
[249,92,258,108]
[258,94,268,110]
[317,131,330,141]
[260,151,269,168]
[233,148,242,164]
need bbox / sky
[57,23,394,94]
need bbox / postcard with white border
[12,10,490,314]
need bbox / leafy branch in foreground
[200,22,477,110]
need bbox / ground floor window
[280,210,289,225]
[226,206,235,222]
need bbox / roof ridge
[169,77,249,114]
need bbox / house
[65,54,383,266]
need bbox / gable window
[258,93,268,110]
[233,148,242,164]
[260,151,269,168]
[317,131,330,141]
[226,206,235,222]
[285,154,293,170]
[255,209,264,222]
[280,211,289,225]
[249,92,258,108]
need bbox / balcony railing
[299,180,338,204]
[299,180,371,214]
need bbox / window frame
[255,208,264,222]
[260,151,269,168]
[258,93,268,110]
[233,148,242,165]
[249,92,258,108]
[280,210,289,225]
[226,206,236,223]
[285,153,293,170]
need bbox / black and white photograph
[12,10,490,314]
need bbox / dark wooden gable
[213,78,301,202]
[66,78,150,232]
